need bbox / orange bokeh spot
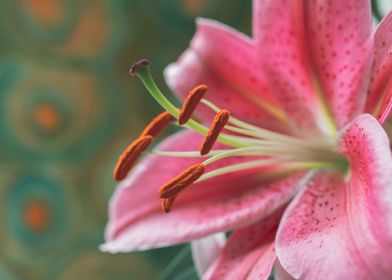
[26,0,63,25]
[23,202,50,232]
[34,103,60,132]
[183,0,207,16]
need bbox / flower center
[114,59,349,213]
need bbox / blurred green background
[0,0,252,279]
[0,0,391,279]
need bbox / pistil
[130,59,251,148]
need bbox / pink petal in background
[204,209,284,280]
[164,18,288,131]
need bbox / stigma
[112,60,349,213]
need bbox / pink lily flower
[102,0,392,279]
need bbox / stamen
[140,111,175,138]
[113,135,153,181]
[200,110,230,155]
[178,84,208,125]
[161,196,176,213]
[159,164,205,198]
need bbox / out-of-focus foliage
[0,0,251,279]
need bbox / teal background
[0,0,252,279]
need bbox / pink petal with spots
[203,209,284,280]
[253,0,330,134]
[276,114,392,279]
[253,0,373,132]
[366,12,392,123]
[304,0,373,127]
[191,233,226,277]
[101,130,307,252]
[164,18,288,132]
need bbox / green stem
[372,0,383,22]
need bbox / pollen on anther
[140,111,175,138]
[161,196,176,213]
[113,135,153,181]
[159,164,205,198]
[178,84,208,125]
[200,110,230,155]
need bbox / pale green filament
[199,158,347,182]
[153,145,348,174]
[200,144,345,167]
[202,147,291,166]
[198,158,285,182]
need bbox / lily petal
[253,0,372,132]
[164,18,288,131]
[191,233,226,277]
[276,114,392,279]
[101,130,307,252]
[203,209,284,280]
[366,12,392,123]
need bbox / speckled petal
[304,0,373,128]
[253,0,373,132]
[276,114,392,280]
[164,18,288,131]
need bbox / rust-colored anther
[159,164,205,199]
[178,84,208,125]
[200,110,230,155]
[140,111,175,138]
[161,196,177,213]
[113,135,153,181]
